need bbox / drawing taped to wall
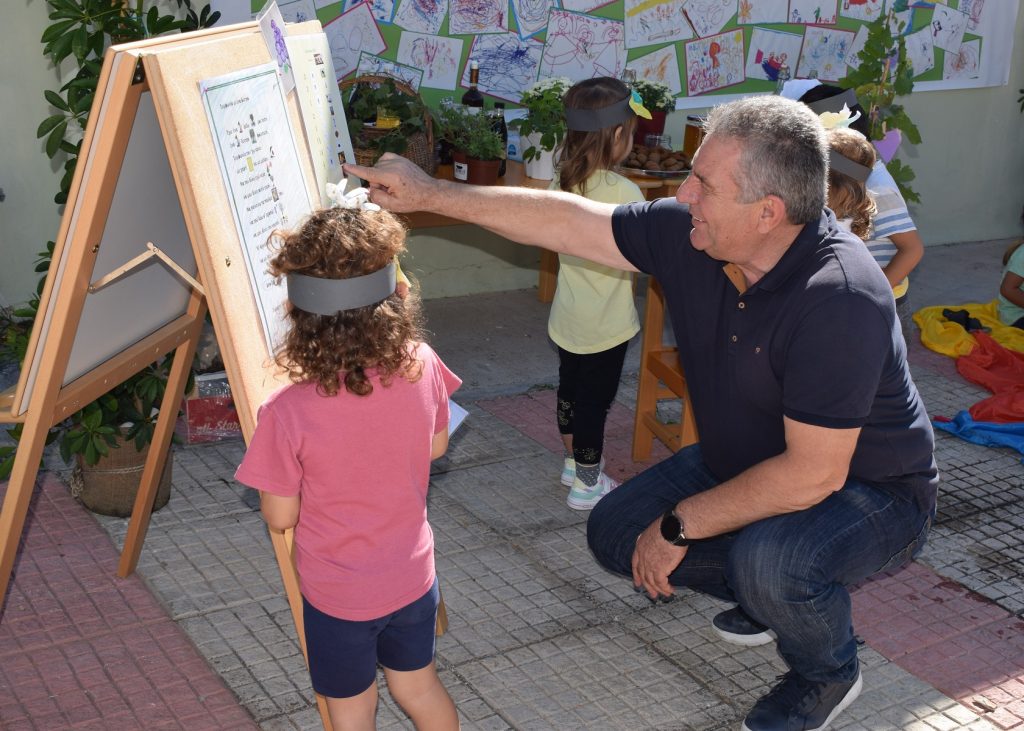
[683,0,738,39]
[356,51,425,90]
[463,33,544,102]
[930,4,969,52]
[510,0,558,38]
[323,3,387,79]
[396,31,463,89]
[838,0,883,23]
[796,25,853,81]
[736,0,788,24]
[624,0,692,49]
[685,28,744,95]
[538,9,626,82]
[904,26,936,76]
[943,38,979,80]
[394,0,449,35]
[449,0,507,35]
[746,26,802,82]
[626,44,683,95]
[788,0,838,25]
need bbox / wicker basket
[341,74,436,175]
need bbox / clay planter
[452,151,500,186]
[633,109,667,146]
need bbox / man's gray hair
[703,96,827,225]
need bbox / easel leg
[0,412,52,605]
[269,527,333,729]
[118,302,205,578]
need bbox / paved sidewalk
[2,238,1023,730]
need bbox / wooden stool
[632,277,698,460]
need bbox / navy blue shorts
[302,579,439,698]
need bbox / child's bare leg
[384,664,459,731]
[325,682,378,731]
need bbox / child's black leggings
[556,341,629,465]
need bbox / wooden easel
[0,21,341,728]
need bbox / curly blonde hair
[269,207,423,397]
[826,128,877,240]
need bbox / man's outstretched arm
[344,154,638,272]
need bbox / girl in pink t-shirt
[236,205,461,730]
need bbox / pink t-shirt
[235,343,461,621]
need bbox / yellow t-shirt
[547,170,643,354]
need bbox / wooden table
[401,160,686,302]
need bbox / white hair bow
[325,179,381,212]
[819,104,862,131]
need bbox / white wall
[2,5,1022,306]
[0,0,65,308]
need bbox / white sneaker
[566,471,618,511]
[560,457,604,488]
[560,458,576,487]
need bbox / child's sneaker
[560,456,603,487]
[560,458,576,487]
[567,472,618,511]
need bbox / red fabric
[957,332,1024,422]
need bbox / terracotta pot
[634,109,667,146]
[452,151,500,186]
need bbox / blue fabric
[933,411,1024,462]
[587,443,932,683]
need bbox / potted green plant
[630,78,676,145]
[842,9,921,202]
[343,76,433,171]
[511,76,571,180]
[0,0,218,514]
[436,104,504,185]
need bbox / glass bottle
[774,64,792,95]
[461,61,484,108]
[492,102,508,177]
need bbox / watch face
[660,510,682,542]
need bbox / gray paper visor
[287,262,397,315]
[565,95,633,132]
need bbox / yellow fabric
[548,170,643,354]
[892,277,909,299]
[914,300,1024,357]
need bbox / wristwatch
[660,509,694,546]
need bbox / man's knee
[586,495,632,575]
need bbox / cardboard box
[178,371,242,444]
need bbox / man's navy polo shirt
[612,198,937,512]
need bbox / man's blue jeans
[587,444,932,683]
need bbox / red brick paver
[0,473,256,730]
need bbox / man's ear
[756,195,788,233]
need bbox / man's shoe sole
[713,624,774,647]
[739,671,863,731]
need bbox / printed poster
[287,33,355,206]
[199,63,314,355]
